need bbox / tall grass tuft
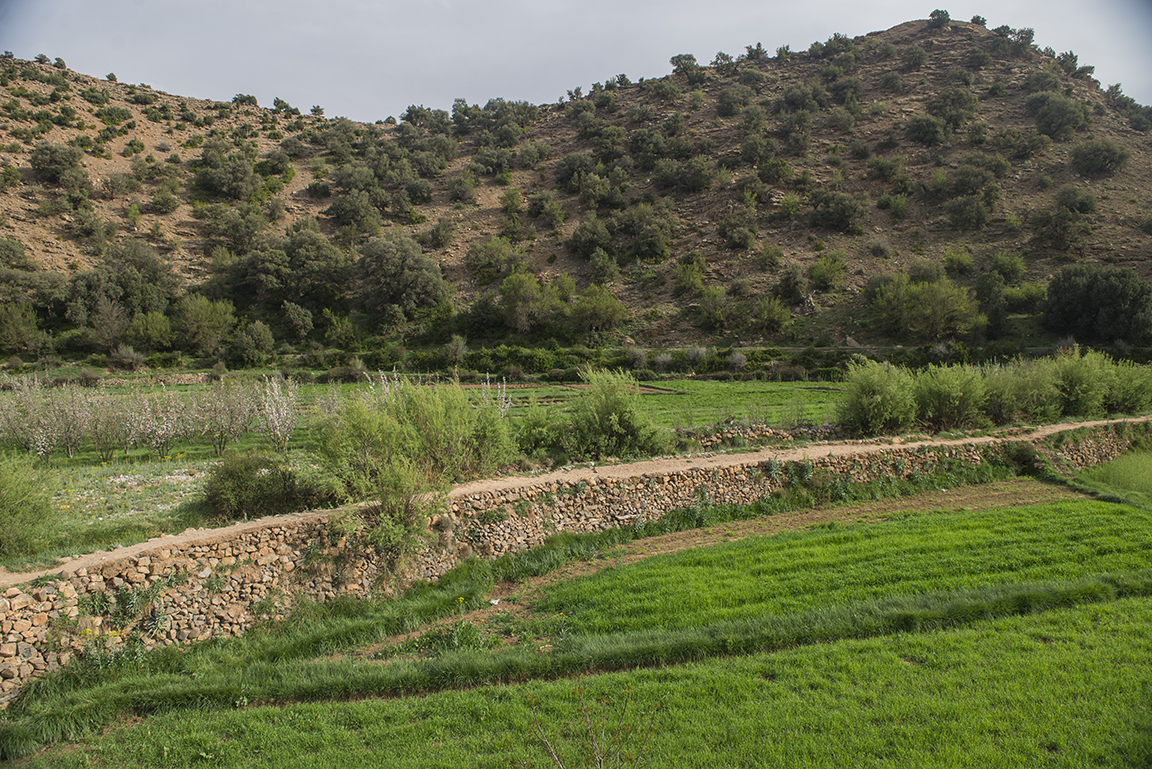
[0,454,54,557]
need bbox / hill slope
[1,17,1151,364]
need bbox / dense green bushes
[316,376,514,500]
[203,452,340,520]
[837,359,915,436]
[840,348,1152,436]
[1043,264,1152,344]
[516,369,669,462]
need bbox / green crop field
[638,378,842,429]
[18,598,1152,768]
[7,479,1152,766]
[535,499,1152,633]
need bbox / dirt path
[1,416,1142,590]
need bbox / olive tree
[357,233,450,321]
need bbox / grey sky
[1,0,1149,122]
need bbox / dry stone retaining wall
[0,425,1142,702]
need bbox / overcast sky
[1,0,1149,123]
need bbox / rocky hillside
[1,15,1151,365]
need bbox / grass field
[17,598,1152,768]
[632,379,842,429]
[6,479,1152,765]
[1074,450,1152,509]
[535,500,1152,634]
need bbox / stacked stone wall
[0,425,1141,701]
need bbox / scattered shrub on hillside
[988,251,1026,284]
[753,296,791,334]
[808,191,864,233]
[906,116,946,146]
[1070,139,1130,177]
[774,263,808,305]
[900,45,928,72]
[809,250,846,292]
[1025,92,1090,141]
[944,249,974,277]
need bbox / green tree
[1043,265,1152,343]
[357,233,449,321]
[1025,92,1089,140]
[573,284,628,333]
[869,275,982,341]
[231,320,275,366]
[126,311,174,352]
[0,302,42,354]
[177,294,236,356]
[29,142,84,185]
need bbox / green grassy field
[634,379,842,429]
[1075,450,1152,509]
[6,479,1152,765]
[17,597,1152,768]
[535,500,1152,633]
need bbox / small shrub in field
[1053,346,1112,417]
[913,365,987,431]
[564,369,669,460]
[0,455,52,557]
[981,358,1061,425]
[203,452,300,520]
[837,359,915,436]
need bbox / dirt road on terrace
[1,416,1145,590]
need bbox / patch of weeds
[202,574,224,594]
[407,620,495,656]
